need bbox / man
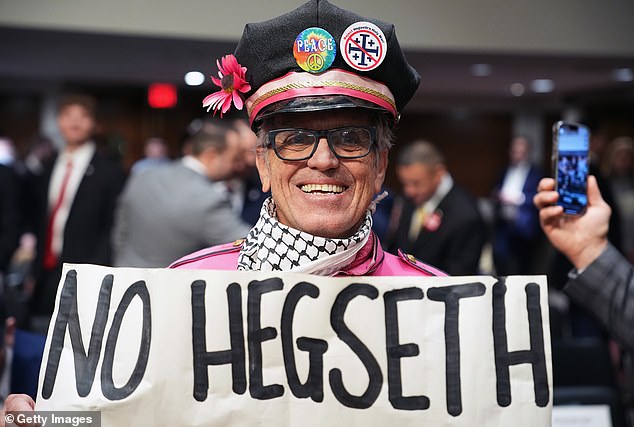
[129,136,170,175]
[386,141,486,275]
[24,94,125,329]
[170,0,443,276]
[112,126,251,267]
[534,175,634,351]
[491,136,543,275]
[224,118,269,226]
[2,0,445,417]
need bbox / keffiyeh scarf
[237,197,372,276]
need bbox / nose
[403,184,418,201]
[306,137,339,170]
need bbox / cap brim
[253,95,387,127]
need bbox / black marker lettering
[427,282,486,416]
[42,270,113,399]
[248,278,284,400]
[329,283,382,409]
[191,281,246,401]
[281,282,328,402]
[101,281,151,400]
[492,279,549,407]
[384,287,428,410]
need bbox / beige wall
[1,0,633,55]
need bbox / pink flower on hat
[202,55,251,117]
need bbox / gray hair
[397,140,445,166]
[188,126,228,156]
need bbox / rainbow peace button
[293,27,336,73]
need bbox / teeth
[300,184,345,193]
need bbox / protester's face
[57,104,95,148]
[257,109,388,238]
[397,162,442,206]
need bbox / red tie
[43,159,73,270]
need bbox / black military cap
[204,0,420,127]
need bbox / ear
[435,163,447,182]
[255,148,271,192]
[198,148,218,179]
[374,150,389,194]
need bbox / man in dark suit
[387,141,486,275]
[491,136,543,275]
[25,94,125,329]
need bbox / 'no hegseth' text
[40,269,549,417]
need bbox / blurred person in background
[130,136,170,175]
[491,135,543,275]
[0,302,16,407]
[23,135,56,177]
[112,125,251,268]
[24,94,126,333]
[0,137,20,284]
[386,141,486,275]
[225,117,268,226]
[601,136,634,264]
[0,138,16,167]
[2,136,56,329]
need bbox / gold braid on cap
[247,80,397,117]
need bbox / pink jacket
[170,232,446,277]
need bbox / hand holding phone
[552,121,590,215]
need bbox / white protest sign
[36,264,552,426]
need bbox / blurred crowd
[1,93,634,419]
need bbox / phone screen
[554,122,590,215]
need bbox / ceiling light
[509,83,525,97]
[530,79,554,93]
[470,63,492,77]
[184,71,205,86]
[612,68,634,82]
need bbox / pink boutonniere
[202,54,251,117]
[424,211,443,232]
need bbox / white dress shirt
[48,141,96,257]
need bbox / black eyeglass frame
[266,125,377,161]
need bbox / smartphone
[552,121,590,215]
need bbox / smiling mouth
[300,184,346,194]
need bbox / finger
[539,204,564,223]
[533,190,559,209]
[537,177,556,192]
[586,175,606,206]
[4,394,36,412]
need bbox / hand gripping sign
[36,264,552,427]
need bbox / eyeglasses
[267,126,376,161]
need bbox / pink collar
[337,232,384,276]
